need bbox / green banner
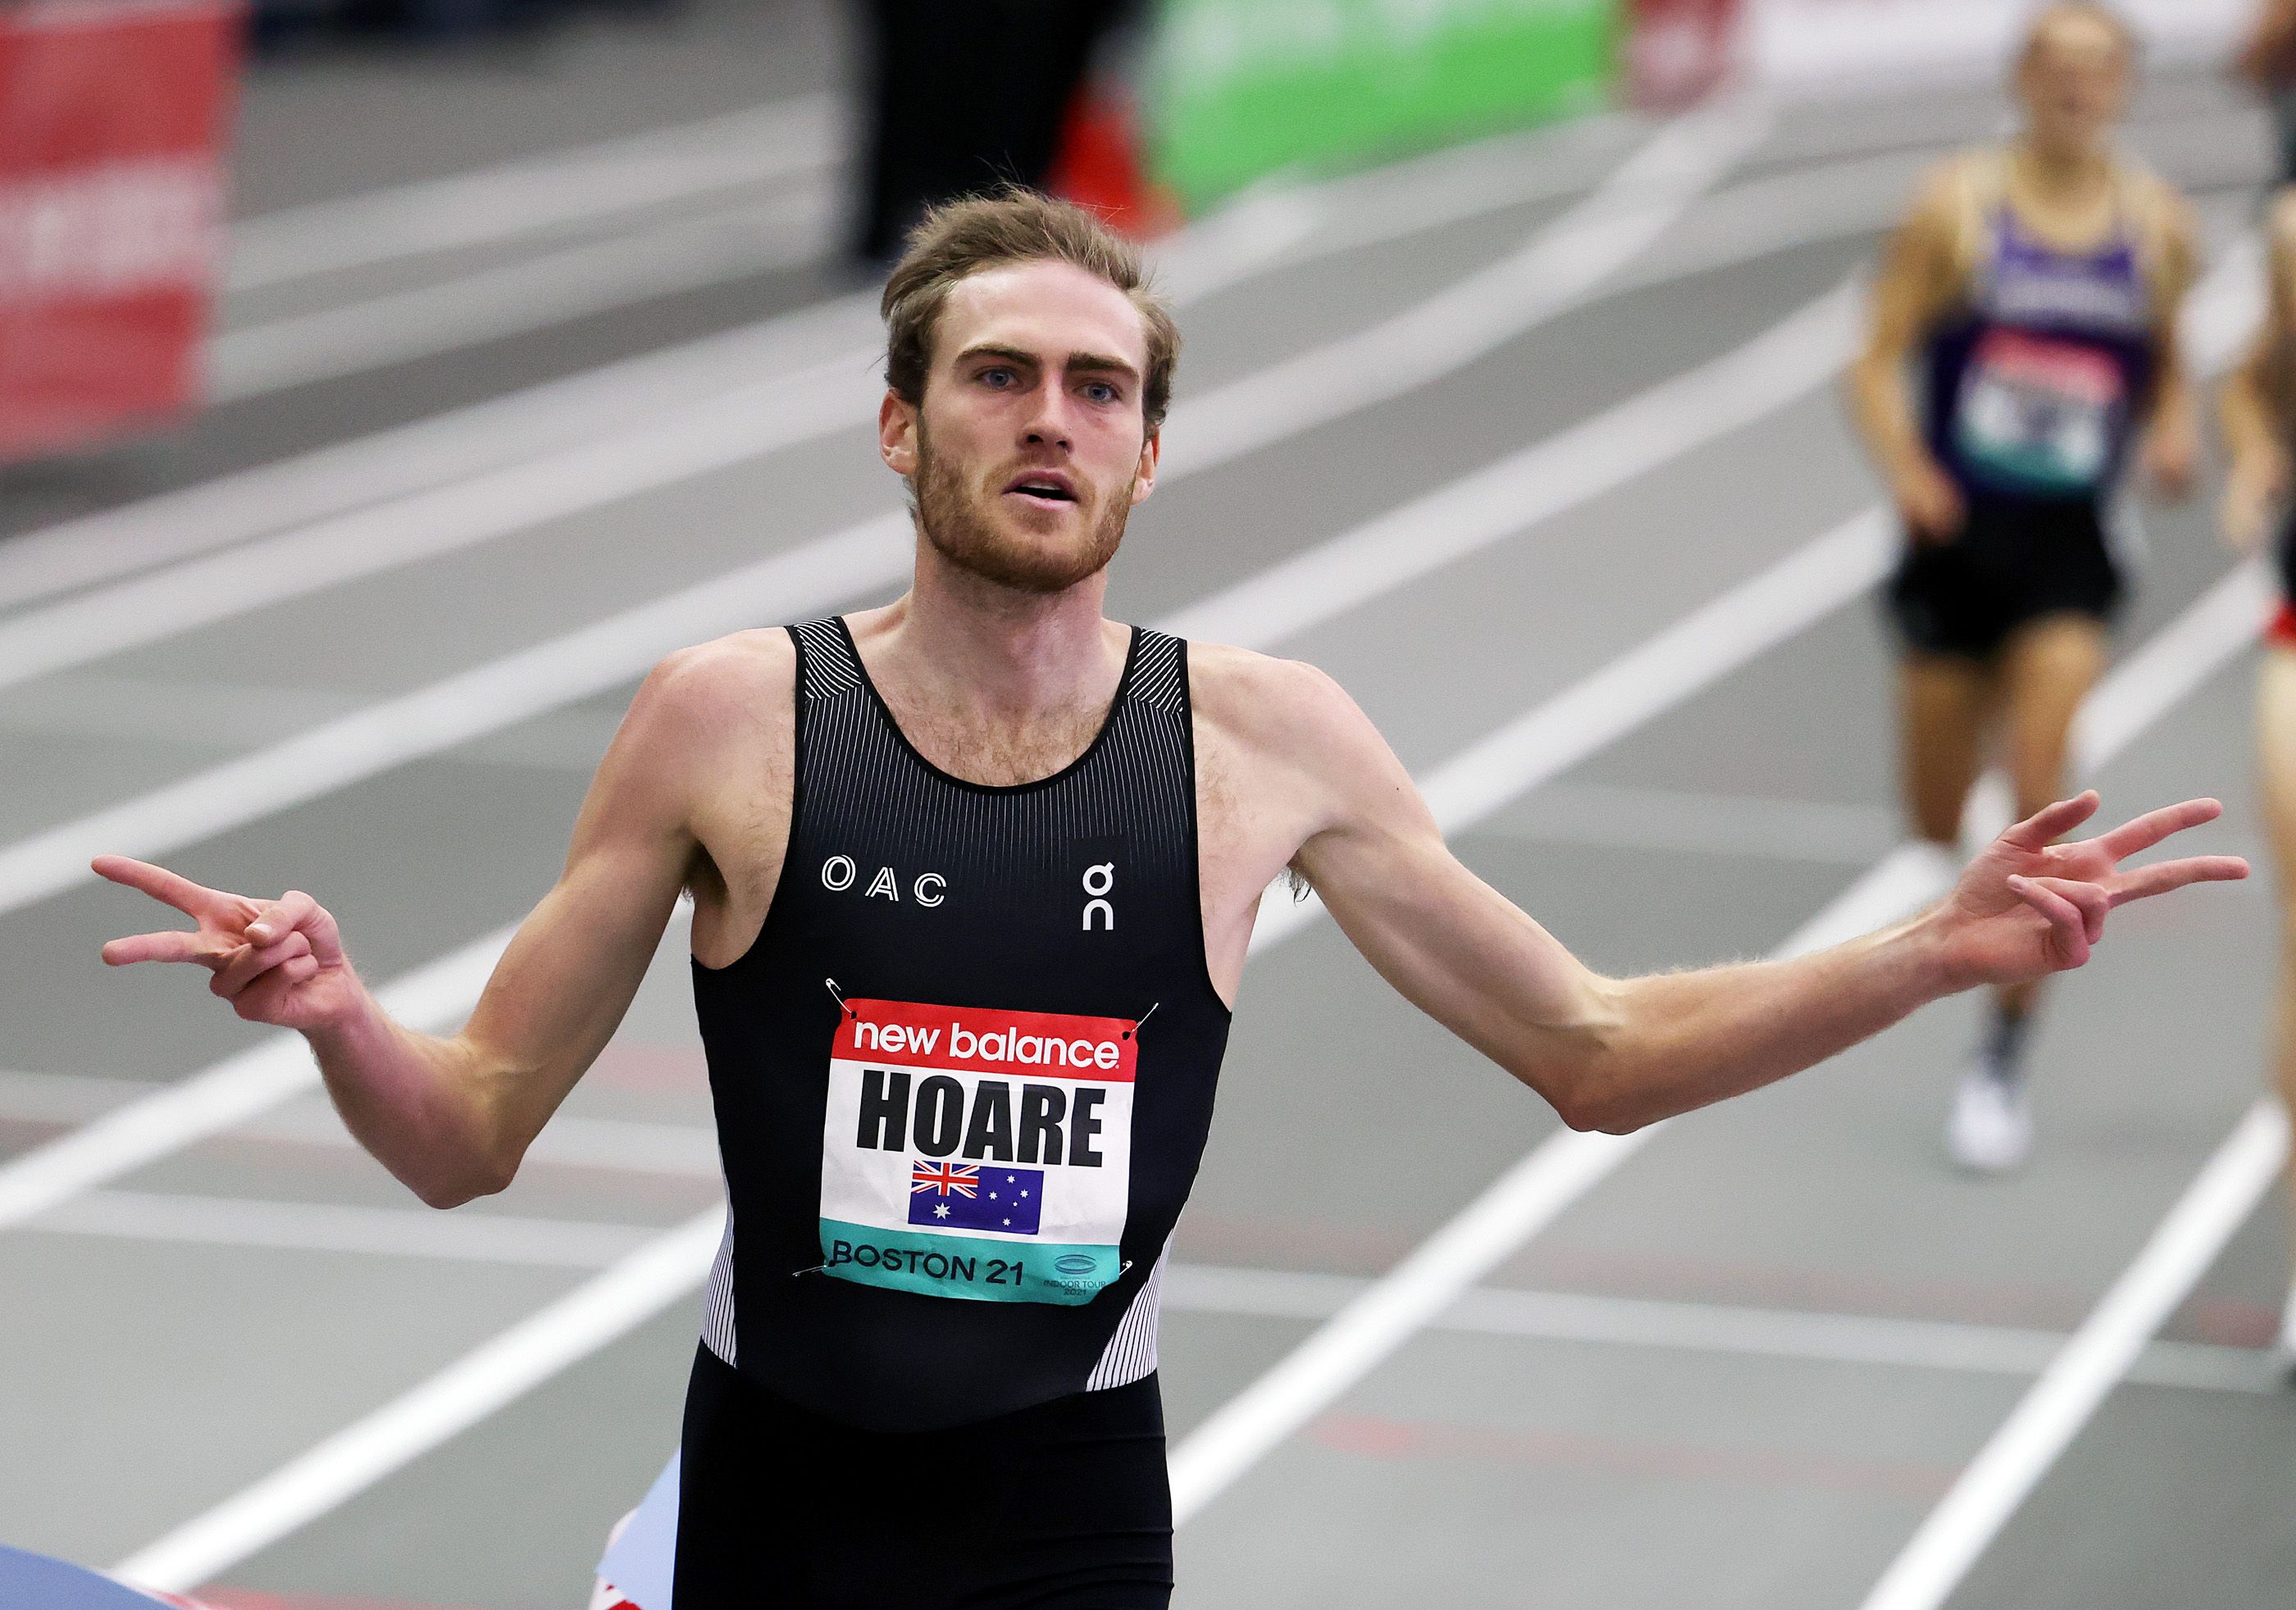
[1147,0,1620,211]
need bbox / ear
[880,389,918,477]
[1130,428,1159,507]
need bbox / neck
[2012,131,2112,195]
[870,533,1125,721]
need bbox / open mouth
[1004,472,1077,508]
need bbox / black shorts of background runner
[1884,496,2123,659]
[673,1344,1175,1609]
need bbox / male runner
[1847,1,2201,1172]
[2220,182,2296,1371]
[100,189,2242,1604]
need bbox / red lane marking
[1311,1411,1957,1503]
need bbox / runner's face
[888,260,1159,594]
[2016,17,2130,156]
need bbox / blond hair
[2020,2,2139,67]
[880,188,1182,433]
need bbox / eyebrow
[956,343,1141,384]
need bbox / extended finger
[2091,798,2223,862]
[2002,792,2100,851]
[2107,854,2253,905]
[89,856,235,920]
[2007,874,2092,966]
[208,932,314,999]
[101,929,232,968]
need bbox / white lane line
[1159,98,1772,477]
[1856,1098,2292,1610]
[1168,549,2273,1525]
[0,103,1746,698]
[1166,282,1852,646]
[28,1176,2280,1394]
[0,362,895,700]
[0,293,883,615]
[1487,780,1897,866]
[39,1189,655,1269]
[226,97,837,293]
[0,926,513,1232]
[1161,1265,2280,1394]
[111,1204,726,1594]
[212,188,836,402]
[0,1066,724,1176]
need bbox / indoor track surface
[2,8,2290,1607]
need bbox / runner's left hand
[2141,419,2199,502]
[1927,794,2246,987]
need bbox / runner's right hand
[94,856,362,1033]
[2219,452,2288,556]
[1895,457,1966,544]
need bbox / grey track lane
[0,60,2285,1610]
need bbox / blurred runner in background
[851,0,1128,264]
[1848,2,2200,1172]
[2217,175,2296,1374]
[2239,0,2296,184]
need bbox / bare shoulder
[628,627,796,748]
[1187,640,1378,758]
[2123,162,2199,254]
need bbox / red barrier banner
[0,0,241,463]
[1628,0,1743,109]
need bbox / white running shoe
[1947,1062,2032,1173]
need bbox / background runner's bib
[820,998,1135,1304]
[1952,326,2124,494]
[690,619,1232,1432]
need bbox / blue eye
[1084,382,1117,403]
[981,367,1015,389]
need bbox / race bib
[1953,328,2123,494]
[818,998,1135,1306]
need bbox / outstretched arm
[97,640,782,1206]
[1275,668,2245,1135]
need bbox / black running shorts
[673,1344,1174,1609]
[1885,496,2122,660]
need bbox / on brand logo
[1082,862,1115,931]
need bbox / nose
[1022,389,1074,453]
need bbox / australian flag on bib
[910,1162,1046,1235]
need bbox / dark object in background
[852,0,1123,266]
[249,0,681,52]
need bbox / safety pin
[1122,1002,1160,1040]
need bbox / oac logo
[821,854,945,907]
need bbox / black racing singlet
[690,618,1232,1432]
